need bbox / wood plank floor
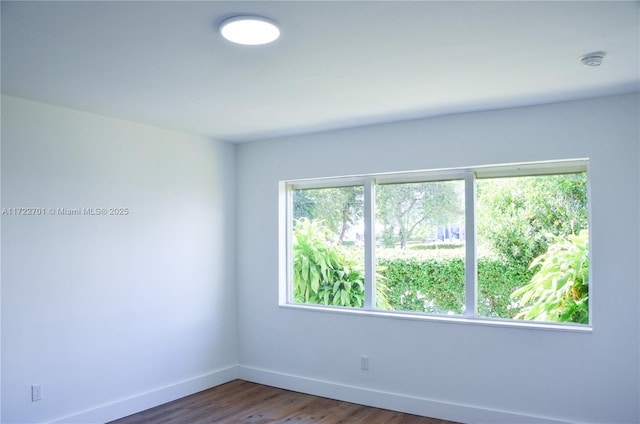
[108,379,460,424]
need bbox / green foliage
[379,258,465,314]
[477,258,534,318]
[293,218,364,307]
[293,218,390,309]
[293,190,316,221]
[293,186,363,242]
[379,257,532,318]
[291,172,589,323]
[376,181,464,249]
[476,173,588,268]
[511,230,589,323]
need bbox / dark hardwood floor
[108,379,460,424]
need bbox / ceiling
[2,1,639,143]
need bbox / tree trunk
[338,204,350,242]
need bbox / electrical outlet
[360,355,369,371]
[31,384,42,402]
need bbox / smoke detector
[580,52,605,67]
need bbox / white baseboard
[49,365,239,424]
[46,365,572,424]
[238,365,571,424]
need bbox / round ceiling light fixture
[580,52,605,67]
[219,16,280,45]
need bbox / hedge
[379,257,534,318]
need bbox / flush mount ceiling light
[580,52,606,67]
[219,16,280,45]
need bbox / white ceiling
[2,1,639,143]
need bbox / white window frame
[279,159,592,332]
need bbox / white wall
[236,94,640,423]
[1,96,238,423]
[2,93,638,424]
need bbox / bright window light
[282,159,591,328]
[220,16,280,46]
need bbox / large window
[283,160,590,326]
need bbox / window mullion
[284,183,293,304]
[364,178,375,310]
[464,171,477,316]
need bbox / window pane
[291,186,365,308]
[476,173,589,324]
[375,180,466,315]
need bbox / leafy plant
[293,218,390,309]
[510,230,589,323]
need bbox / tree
[376,181,464,249]
[476,173,588,267]
[476,173,589,323]
[293,186,363,242]
[293,190,315,221]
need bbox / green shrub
[378,258,466,314]
[379,257,533,318]
[477,259,534,318]
[510,230,589,323]
[293,218,364,307]
[293,218,587,322]
[293,218,390,309]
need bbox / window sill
[279,302,593,333]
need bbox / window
[291,185,365,307]
[375,179,466,315]
[282,160,590,326]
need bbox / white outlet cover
[31,384,42,402]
